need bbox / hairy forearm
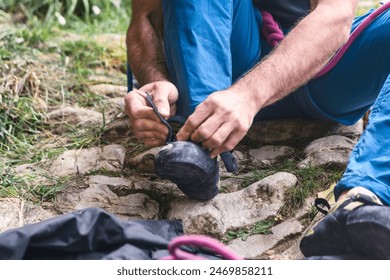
[231,0,357,111]
[126,3,169,86]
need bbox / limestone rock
[246,119,339,145]
[102,117,135,144]
[298,135,356,168]
[331,118,363,140]
[42,144,126,177]
[55,180,159,220]
[88,84,128,98]
[105,97,125,109]
[14,164,59,186]
[249,145,294,167]
[167,172,297,238]
[46,106,103,133]
[127,147,162,174]
[88,175,181,197]
[219,150,249,176]
[227,219,304,259]
[220,177,243,193]
[0,198,56,233]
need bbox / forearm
[231,0,358,111]
[126,1,169,85]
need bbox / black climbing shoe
[154,141,220,201]
[144,92,238,201]
[300,187,389,259]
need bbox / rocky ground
[1,1,376,259]
[0,43,364,258]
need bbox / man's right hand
[124,81,179,147]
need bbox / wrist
[230,78,270,114]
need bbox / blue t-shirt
[253,0,311,28]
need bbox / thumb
[153,96,170,118]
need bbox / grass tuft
[241,158,344,218]
[224,220,274,243]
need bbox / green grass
[0,0,131,29]
[220,156,343,243]
[0,2,129,205]
[241,158,344,218]
[0,163,68,202]
[224,220,274,243]
[0,91,46,163]
[60,39,110,78]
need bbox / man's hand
[124,81,179,147]
[176,89,257,158]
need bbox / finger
[125,91,161,122]
[190,118,223,143]
[131,118,169,135]
[152,94,170,118]
[176,106,211,141]
[210,131,245,158]
[134,130,167,142]
[170,103,177,117]
[144,138,165,147]
[202,123,232,150]
[140,82,177,118]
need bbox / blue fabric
[306,8,390,125]
[334,76,390,205]
[162,0,262,117]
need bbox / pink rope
[261,10,284,47]
[260,3,390,77]
[160,235,243,260]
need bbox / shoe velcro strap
[314,198,331,215]
[349,193,383,207]
[315,192,382,215]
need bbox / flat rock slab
[0,198,56,234]
[228,219,304,259]
[87,175,182,197]
[167,172,297,238]
[55,177,160,220]
[331,119,363,140]
[46,106,103,133]
[88,84,128,98]
[249,145,294,167]
[40,144,126,177]
[298,135,356,168]
[246,119,363,145]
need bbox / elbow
[316,2,357,48]
[336,13,354,46]
[126,22,136,50]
